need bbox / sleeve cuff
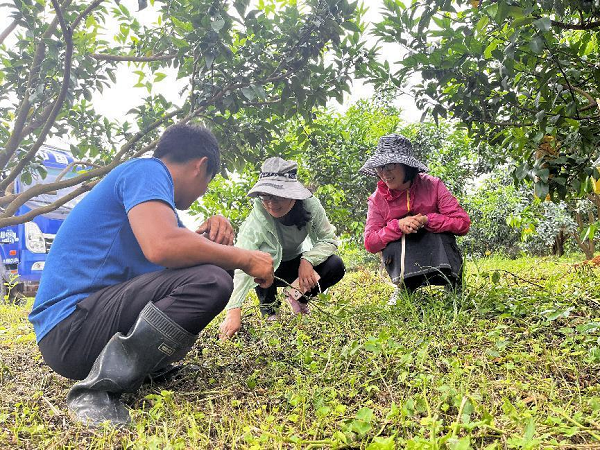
[301,255,315,266]
[424,213,434,231]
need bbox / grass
[1,255,600,449]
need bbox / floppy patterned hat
[359,134,429,176]
[248,157,312,200]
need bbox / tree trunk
[552,229,565,257]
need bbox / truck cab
[0,145,86,301]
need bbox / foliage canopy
[374,0,600,200]
[0,0,372,226]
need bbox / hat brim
[359,153,429,176]
[248,178,312,200]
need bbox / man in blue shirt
[30,123,274,426]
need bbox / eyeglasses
[258,194,287,204]
[375,163,400,173]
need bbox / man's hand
[196,215,234,245]
[298,258,319,293]
[219,308,242,340]
[242,250,274,288]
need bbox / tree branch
[0,181,98,228]
[545,39,580,120]
[465,118,533,127]
[71,0,105,31]
[0,0,74,171]
[90,52,177,62]
[0,161,112,214]
[0,20,17,46]
[54,161,103,183]
[1,106,182,216]
[0,0,109,196]
[0,0,75,195]
[131,141,158,158]
[551,19,600,30]
[566,84,599,112]
[112,108,183,161]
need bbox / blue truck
[0,145,85,301]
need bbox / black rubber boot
[66,303,197,427]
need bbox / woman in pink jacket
[360,134,471,304]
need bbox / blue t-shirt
[30,158,178,342]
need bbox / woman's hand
[398,215,426,234]
[298,258,319,293]
[414,213,428,226]
[219,308,242,340]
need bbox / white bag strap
[400,233,406,282]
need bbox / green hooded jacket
[225,196,339,310]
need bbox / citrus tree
[373,0,600,201]
[0,0,374,227]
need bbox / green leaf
[366,436,396,450]
[448,436,472,450]
[515,165,529,180]
[356,407,374,422]
[529,36,544,53]
[205,53,215,69]
[475,16,489,34]
[170,37,189,49]
[241,86,256,101]
[524,418,536,442]
[533,17,551,32]
[211,18,226,32]
[153,72,167,82]
[484,40,499,59]
[351,419,372,436]
[341,21,361,32]
[506,6,524,19]
[536,168,549,183]
[534,181,549,199]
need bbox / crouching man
[29,123,274,427]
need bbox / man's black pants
[255,255,345,316]
[38,265,233,380]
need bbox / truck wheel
[0,262,24,305]
[0,261,8,303]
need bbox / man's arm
[128,201,273,286]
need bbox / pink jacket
[364,174,471,253]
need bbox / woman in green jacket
[219,157,345,339]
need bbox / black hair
[153,123,220,177]
[278,200,312,229]
[402,164,419,184]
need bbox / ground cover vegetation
[1,256,600,448]
[2,0,599,253]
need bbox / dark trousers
[255,255,345,316]
[38,265,233,380]
[382,231,463,292]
